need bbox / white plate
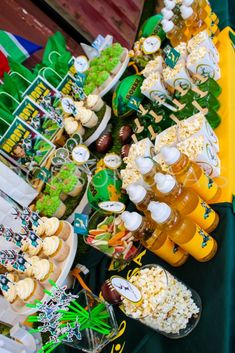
[11,222,77,315]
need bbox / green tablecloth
[211,0,235,30]
[55,203,235,353]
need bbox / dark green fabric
[211,0,235,30]
[55,203,235,353]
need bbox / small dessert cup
[86,95,105,111]
[16,278,44,305]
[45,217,71,241]
[81,111,98,128]
[33,259,61,290]
[43,236,70,262]
[52,201,66,219]
[67,177,85,197]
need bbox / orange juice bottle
[135,156,163,189]
[126,184,157,223]
[183,0,208,21]
[154,173,219,232]
[121,211,188,266]
[148,201,217,262]
[161,20,188,47]
[160,146,221,203]
[180,5,207,35]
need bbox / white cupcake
[43,236,70,262]
[16,278,44,304]
[32,259,61,289]
[85,95,104,111]
[78,108,98,128]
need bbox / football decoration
[121,144,131,158]
[96,133,113,153]
[112,75,144,117]
[87,169,126,209]
[101,279,122,305]
[119,125,133,145]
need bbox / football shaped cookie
[119,125,133,145]
[96,133,113,153]
[101,279,122,305]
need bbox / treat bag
[0,74,22,113]
[8,57,35,95]
[177,135,220,178]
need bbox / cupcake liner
[52,242,70,262]
[55,221,71,240]
[25,282,44,304]
[41,265,61,289]
[92,98,105,111]
[52,202,66,219]
[98,76,113,91]
[82,112,98,128]
[111,61,122,75]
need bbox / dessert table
[55,27,235,353]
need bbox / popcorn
[177,135,220,177]
[141,57,164,77]
[187,46,221,81]
[154,113,219,153]
[178,113,219,152]
[122,266,200,334]
[174,42,188,62]
[187,30,219,63]
[163,61,193,90]
[155,126,177,153]
[121,139,154,189]
[141,72,168,101]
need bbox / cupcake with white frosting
[85,95,104,112]
[32,259,61,289]
[1,276,24,309]
[43,236,69,262]
[44,217,71,241]
[16,277,44,304]
[64,117,85,136]
[78,108,98,128]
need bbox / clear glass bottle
[121,264,201,338]
[161,146,221,203]
[148,201,218,262]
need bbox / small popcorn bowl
[121,264,201,338]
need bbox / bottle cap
[126,184,147,204]
[154,173,176,193]
[121,211,143,232]
[164,0,176,10]
[147,201,172,224]
[135,156,154,175]
[162,20,174,33]
[180,5,193,19]
[160,146,181,165]
[183,0,194,6]
[161,8,174,20]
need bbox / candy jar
[121,264,201,338]
[63,290,118,352]
[84,211,141,270]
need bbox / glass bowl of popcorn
[121,264,201,338]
